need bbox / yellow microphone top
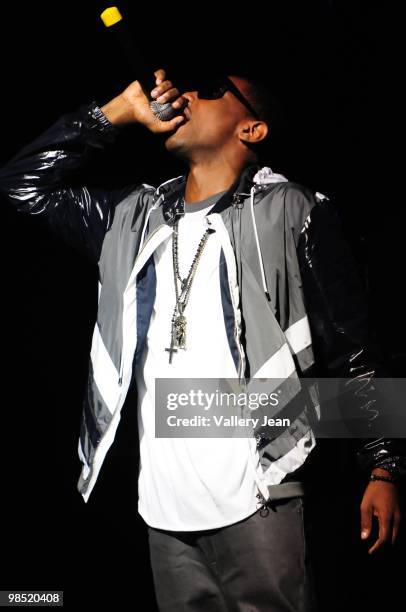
[100,7,123,28]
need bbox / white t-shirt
[135,190,262,531]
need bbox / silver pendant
[174,314,187,349]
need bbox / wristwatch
[82,101,119,144]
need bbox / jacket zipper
[230,192,248,384]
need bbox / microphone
[100,6,180,121]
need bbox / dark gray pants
[147,495,318,612]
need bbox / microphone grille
[149,100,179,122]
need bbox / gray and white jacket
[1,100,405,504]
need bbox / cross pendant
[165,336,178,364]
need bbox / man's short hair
[228,69,286,163]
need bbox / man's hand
[100,68,188,132]
[360,467,402,554]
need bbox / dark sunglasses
[187,76,260,120]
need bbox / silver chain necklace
[165,198,213,363]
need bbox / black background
[0,1,404,610]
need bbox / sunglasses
[185,76,260,120]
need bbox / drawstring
[248,166,289,303]
[139,195,163,250]
[249,184,271,302]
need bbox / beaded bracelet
[369,473,398,484]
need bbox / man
[1,68,405,611]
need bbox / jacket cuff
[357,447,406,481]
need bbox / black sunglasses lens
[197,79,228,100]
[179,76,260,118]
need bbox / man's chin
[164,131,190,160]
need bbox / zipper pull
[256,492,270,517]
[118,359,124,386]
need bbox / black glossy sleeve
[297,198,406,481]
[0,101,136,264]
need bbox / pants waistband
[267,480,306,500]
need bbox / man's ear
[238,119,269,145]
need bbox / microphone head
[149,100,180,122]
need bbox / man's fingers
[147,69,187,132]
[167,115,186,130]
[368,537,384,554]
[150,71,187,110]
[152,113,185,134]
[368,511,392,554]
[155,87,180,104]
[172,96,188,109]
[151,80,175,99]
[154,68,166,85]
[392,511,402,545]
[360,502,373,540]
[360,482,402,554]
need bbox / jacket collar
[154,164,265,225]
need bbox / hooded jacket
[1,100,405,504]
